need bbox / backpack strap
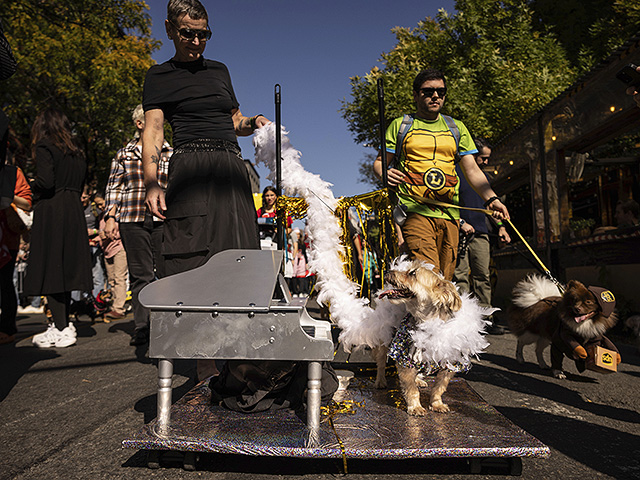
[389,113,414,169]
[441,114,460,153]
[396,113,414,156]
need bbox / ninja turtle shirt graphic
[385,115,477,220]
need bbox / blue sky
[148,0,456,198]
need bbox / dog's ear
[433,278,462,317]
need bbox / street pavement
[1,305,639,480]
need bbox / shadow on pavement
[0,342,59,401]
[470,355,640,424]
[494,406,640,479]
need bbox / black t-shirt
[142,57,240,148]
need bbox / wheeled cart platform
[122,249,549,474]
[123,373,549,474]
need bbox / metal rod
[306,361,323,446]
[156,358,174,437]
[377,78,388,187]
[536,115,552,268]
[275,84,284,250]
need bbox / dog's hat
[587,286,616,317]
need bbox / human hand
[254,115,271,129]
[460,222,475,235]
[105,217,117,240]
[386,168,408,187]
[487,198,510,221]
[498,226,511,244]
[145,182,166,220]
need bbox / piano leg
[306,361,322,446]
[156,358,174,436]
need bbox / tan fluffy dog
[374,261,462,415]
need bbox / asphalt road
[1,306,639,480]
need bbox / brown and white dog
[507,275,619,378]
[373,260,463,415]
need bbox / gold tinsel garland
[274,190,398,298]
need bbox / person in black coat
[25,109,92,348]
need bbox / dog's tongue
[575,311,595,323]
[378,288,413,300]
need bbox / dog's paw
[415,376,428,388]
[538,361,550,370]
[552,369,566,379]
[516,353,525,364]
[429,401,450,413]
[373,376,388,389]
[407,405,427,416]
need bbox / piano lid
[139,249,283,312]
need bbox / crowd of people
[1,0,638,360]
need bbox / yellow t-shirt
[385,114,477,219]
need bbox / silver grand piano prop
[139,249,334,440]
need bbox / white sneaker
[54,327,76,347]
[18,305,45,314]
[33,325,76,348]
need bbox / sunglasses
[170,21,212,41]
[419,87,447,97]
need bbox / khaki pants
[401,213,459,280]
[104,248,128,314]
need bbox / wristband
[484,196,500,208]
[250,114,264,130]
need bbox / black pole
[536,115,552,268]
[377,78,388,187]
[275,84,284,250]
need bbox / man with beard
[374,69,509,280]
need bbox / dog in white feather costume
[344,257,496,415]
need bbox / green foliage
[2,0,159,186]
[531,0,640,72]
[341,0,575,187]
[569,217,595,231]
[358,152,384,189]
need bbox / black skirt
[162,139,259,276]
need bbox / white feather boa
[411,292,495,369]
[253,125,494,366]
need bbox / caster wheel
[147,450,161,469]
[509,457,523,476]
[469,458,482,474]
[183,451,197,471]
